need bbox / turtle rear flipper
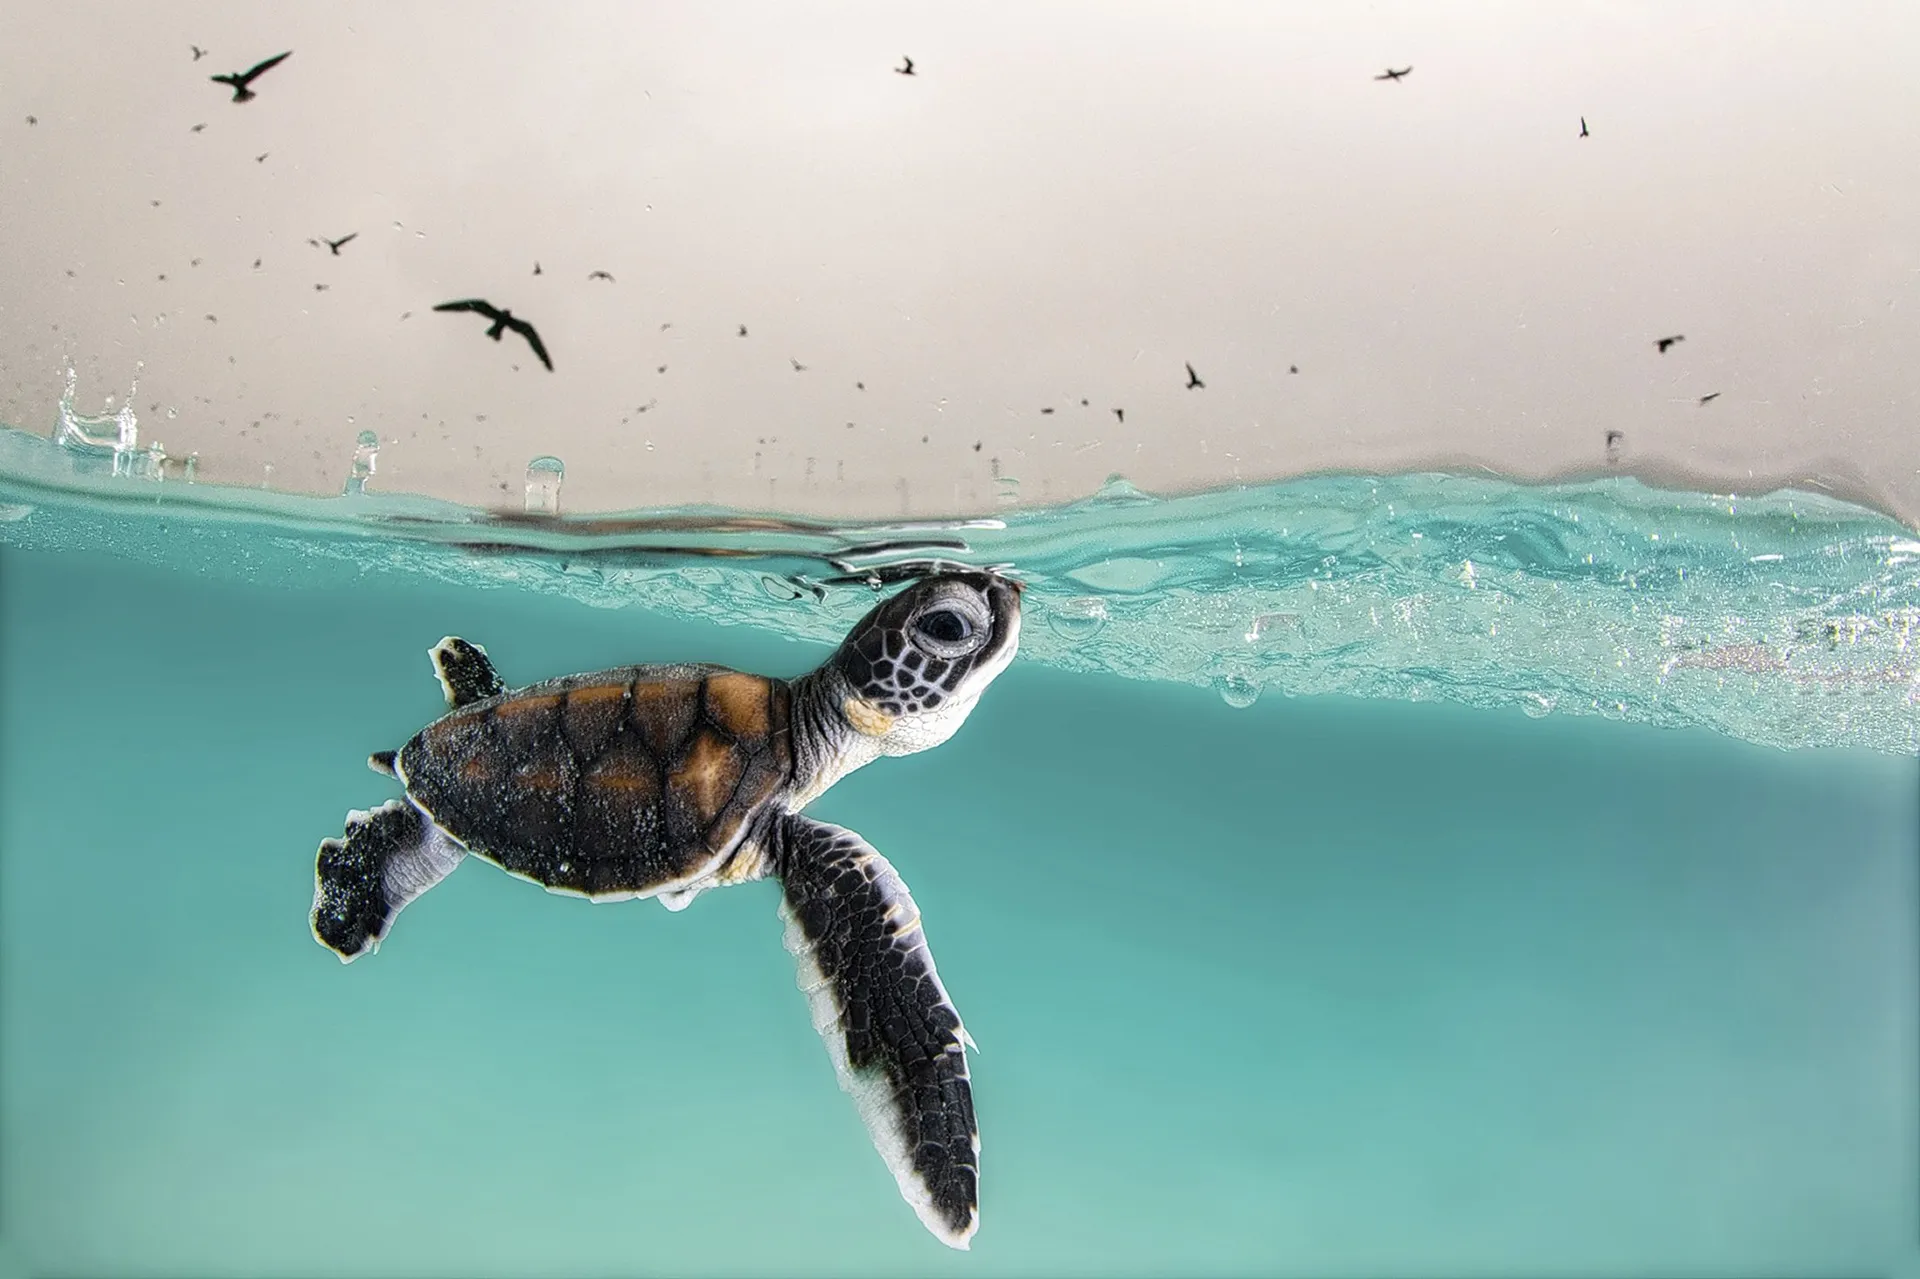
[430,636,506,708]
[773,814,980,1250]
[311,799,467,961]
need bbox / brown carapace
[400,665,792,899]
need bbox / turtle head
[826,571,1022,756]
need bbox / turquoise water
[1,425,1918,1276]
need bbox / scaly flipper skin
[774,813,980,1249]
[430,636,506,708]
[312,800,467,960]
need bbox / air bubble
[1046,596,1109,642]
[525,456,565,514]
[1245,611,1303,648]
[1214,673,1262,709]
[344,429,379,494]
[1521,692,1556,718]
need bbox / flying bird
[895,56,916,76]
[738,324,749,336]
[1698,392,1720,405]
[1374,66,1412,81]
[1113,408,1125,423]
[190,122,206,132]
[1655,334,1685,354]
[211,51,291,103]
[191,45,207,61]
[1185,362,1205,389]
[588,270,615,282]
[1579,116,1590,138]
[532,261,543,275]
[433,299,553,371]
[1605,429,1625,458]
[319,233,356,255]
[791,358,808,372]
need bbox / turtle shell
[396,663,793,897]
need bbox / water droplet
[344,429,379,495]
[524,455,565,514]
[1214,673,1262,709]
[1046,596,1109,642]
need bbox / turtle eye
[914,608,973,645]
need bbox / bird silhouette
[211,51,291,102]
[190,45,208,61]
[1605,429,1625,458]
[1579,116,1590,138]
[190,122,206,132]
[738,324,749,337]
[791,358,808,372]
[321,232,356,255]
[895,55,915,76]
[1113,408,1125,423]
[588,270,614,282]
[1185,362,1205,389]
[1374,66,1412,81]
[1698,392,1721,405]
[1655,334,1685,354]
[532,261,543,275]
[433,299,553,371]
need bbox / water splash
[344,430,379,495]
[0,421,1914,753]
[525,456,565,515]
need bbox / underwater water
[1,425,1917,1277]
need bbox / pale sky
[3,0,1917,521]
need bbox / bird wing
[210,72,242,87]
[335,232,358,248]
[434,299,500,318]
[242,51,292,81]
[507,318,554,371]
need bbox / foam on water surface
[0,420,1914,753]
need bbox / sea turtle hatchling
[309,571,1021,1248]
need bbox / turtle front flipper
[311,799,467,961]
[772,813,980,1249]
[430,636,506,708]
